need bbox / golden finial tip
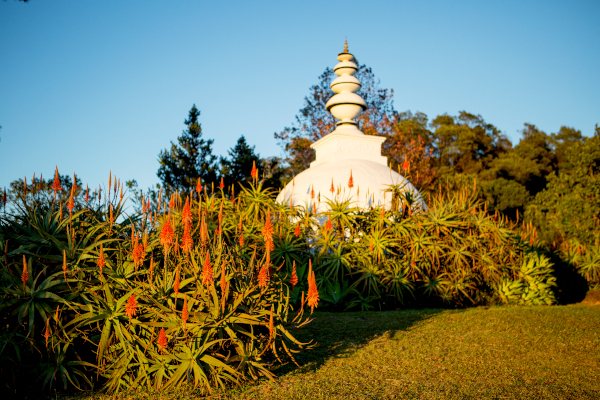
[343,39,349,53]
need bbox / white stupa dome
[276,41,425,212]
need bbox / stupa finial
[326,42,366,126]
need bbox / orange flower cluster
[52,166,62,197]
[67,174,77,216]
[125,294,137,319]
[262,210,274,252]
[402,159,410,173]
[181,226,193,254]
[181,197,193,253]
[294,223,301,238]
[324,216,333,232]
[130,227,145,268]
[258,264,270,288]
[97,245,106,276]
[330,179,335,194]
[174,267,181,295]
[44,318,51,348]
[160,216,175,255]
[181,197,192,226]
[219,177,225,190]
[157,328,168,351]
[202,252,213,286]
[182,297,189,329]
[196,178,203,194]
[289,261,298,287]
[21,255,28,286]
[251,160,259,181]
[200,213,209,246]
[307,260,319,313]
[348,170,354,188]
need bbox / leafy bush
[305,185,557,309]
[0,171,566,398]
[0,177,312,397]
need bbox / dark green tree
[157,105,217,192]
[219,135,261,188]
[477,124,557,218]
[431,111,511,177]
[551,126,583,170]
[525,129,599,246]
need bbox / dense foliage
[274,62,599,284]
[0,175,314,398]
[1,167,571,397]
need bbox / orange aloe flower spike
[182,296,189,328]
[44,318,51,348]
[307,259,319,313]
[160,216,175,255]
[97,245,105,276]
[202,252,213,286]
[402,159,410,173]
[157,328,168,351]
[125,294,137,319]
[174,267,181,295]
[348,170,354,188]
[181,223,193,254]
[251,160,258,181]
[324,216,333,232]
[21,255,29,286]
[52,166,62,195]
[289,261,298,287]
[67,187,75,217]
[258,263,270,288]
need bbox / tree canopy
[157,105,217,192]
[219,135,261,188]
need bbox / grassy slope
[71,305,599,399]
[236,305,600,400]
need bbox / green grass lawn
[70,304,600,400]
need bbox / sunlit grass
[69,304,600,399]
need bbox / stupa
[276,42,425,212]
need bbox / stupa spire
[325,40,366,126]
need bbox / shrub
[0,177,312,397]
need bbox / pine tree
[220,135,261,187]
[157,105,217,192]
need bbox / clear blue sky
[1,0,599,192]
